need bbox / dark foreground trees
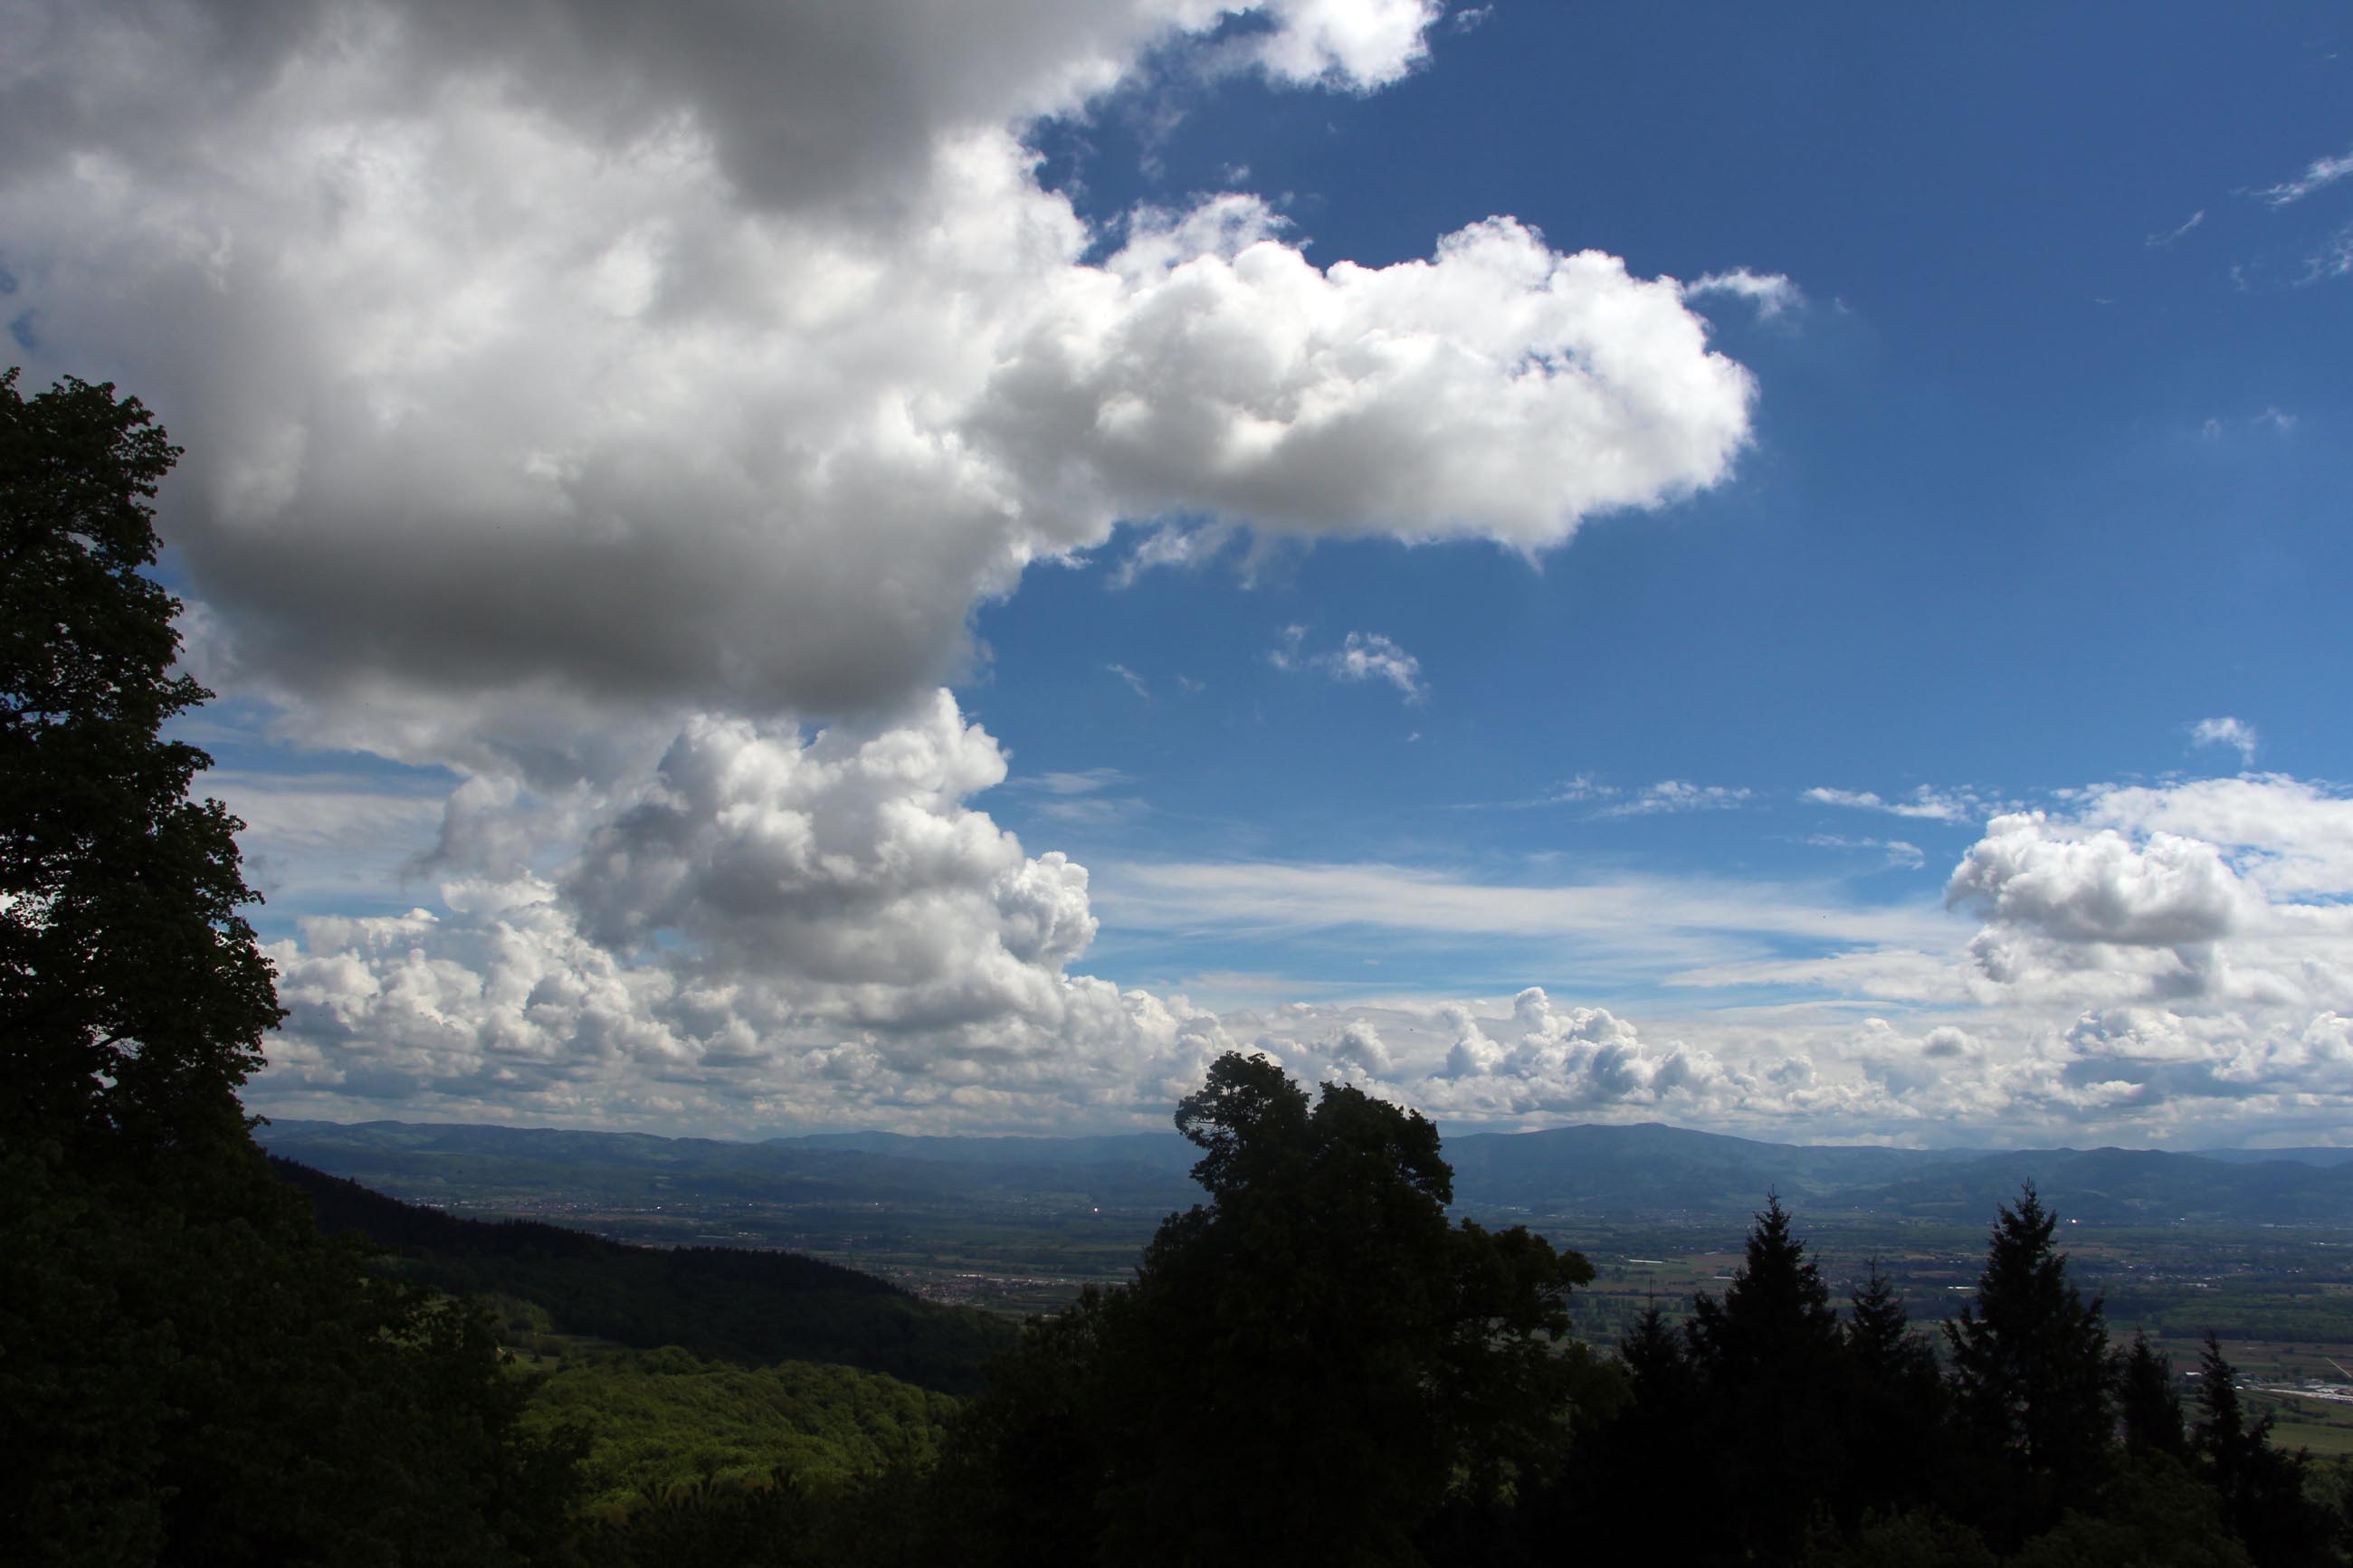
[936,1052,1604,1566]
[1539,1182,2347,1568]
[1,371,578,1563]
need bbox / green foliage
[2006,1453,2253,1567]
[524,1348,957,1515]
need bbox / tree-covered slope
[521,1348,958,1515]
[274,1159,1015,1393]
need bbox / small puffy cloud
[2254,142,2353,206]
[2190,716,2259,765]
[1684,269,1803,319]
[1107,663,1151,698]
[1421,985,1729,1116]
[1246,0,1445,90]
[1314,632,1427,702]
[1849,1018,1984,1095]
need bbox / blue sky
[9,1,2350,1145]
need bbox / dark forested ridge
[259,1112,2353,1225]
[258,1116,1204,1210]
[274,1157,1014,1392]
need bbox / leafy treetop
[0,369,281,1163]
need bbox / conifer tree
[1842,1258,1948,1523]
[1944,1185,2113,1478]
[1682,1195,1850,1562]
[2191,1333,2330,1566]
[2117,1329,2186,1459]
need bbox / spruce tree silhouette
[1683,1194,1849,1562]
[1943,1184,2113,1543]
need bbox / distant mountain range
[255,1117,2353,1227]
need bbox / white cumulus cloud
[2190,716,2259,765]
[1314,632,1428,702]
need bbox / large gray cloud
[4,0,1761,729]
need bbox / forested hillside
[276,1158,1012,1392]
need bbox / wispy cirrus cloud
[1023,767,1135,795]
[1805,784,1986,824]
[1596,780,1752,818]
[1095,857,1955,971]
[2253,142,2353,206]
[2146,208,2205,248]
[1805,833,1927,870]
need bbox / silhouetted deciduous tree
[0,370,580,1565]
[941,1052,1596,1568]
[0,368,280,1167]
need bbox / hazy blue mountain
[1439,1122,1969,1212]
[1862,1145,2353,1224]
[254,1117,2353,1227]
[257,1117,1201,1210]
[778,1128,1197,1174]
[2189,1147,2353,1168]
